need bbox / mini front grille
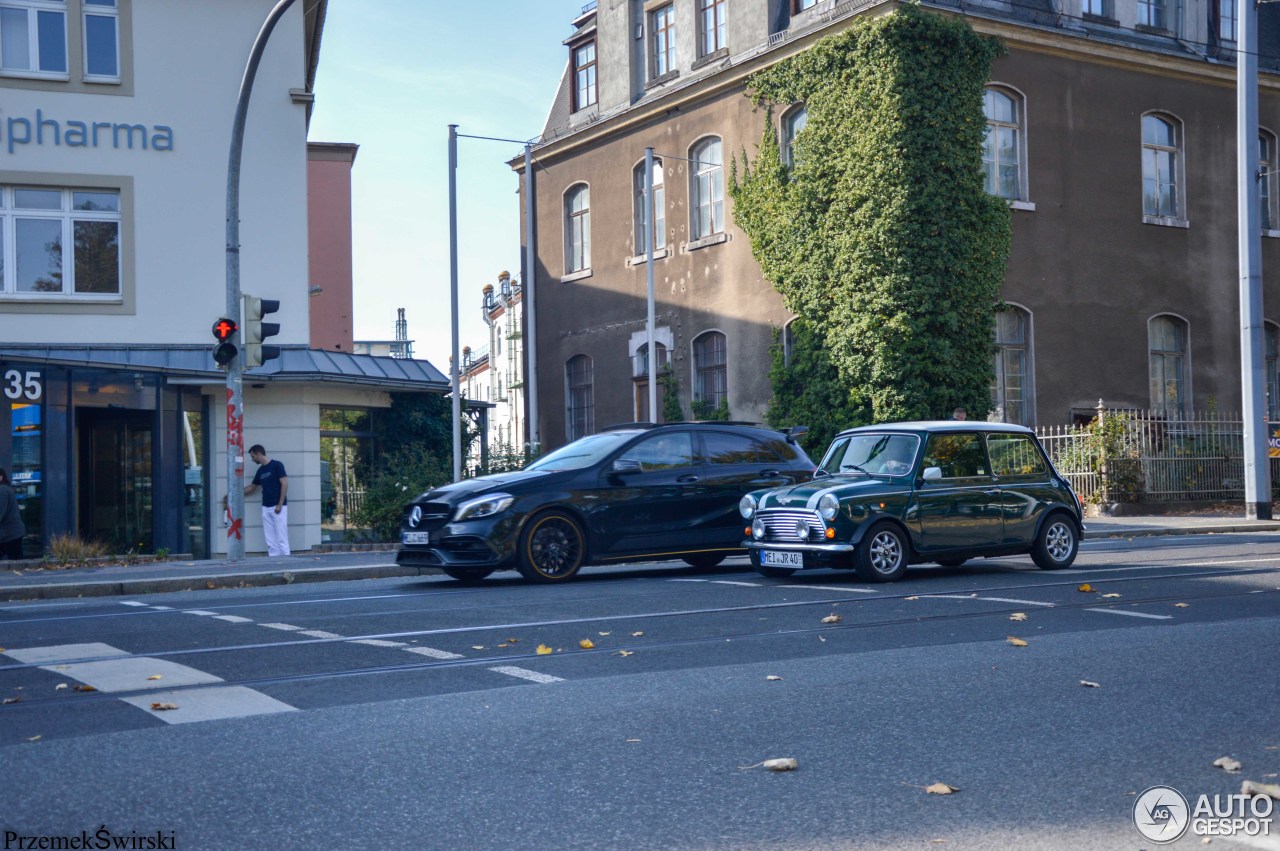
[758,508,824,542]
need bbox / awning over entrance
[0,346,450,393]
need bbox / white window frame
[698,0,726,57]
[564,183,590,276]
[1137,0,1167,28]
[649,3,675,79]
[782,104,807,170]
[1082,0,1110,17]
[572,40,596,112]
[983,85,1030,205]
[1142,112,1185,224]
[0,184,121,299]
[690,136,724,240]
[1219,0,1237,40]
[0,0,68,79]
[82,0,119,82]
[633,158,666,256]
[1148,313,1190,419]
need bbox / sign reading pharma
[1134,784,1275,843]
[0,109,173,154]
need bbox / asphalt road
[2,534,1278,850]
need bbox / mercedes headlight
[818,493,840,521]
[739,494,758,519]
[454,493,515,522]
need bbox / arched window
[566,355,594,440]
[564,183,590,274]
[992,306,1033,426]
[633,159,666,254]
[692,331,727,410]
[690,137,724,239]
[1142,114,1182,219]
[1260,131,1276,230]
[983,87,1024,201]
[633,342,670,422]
[782,318,798,367]
[1149,315,1189,418]
[782,105,807,170]
[1267,321,1280,422]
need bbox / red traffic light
[212,317,238,342]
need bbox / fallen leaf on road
[1006,636,1028,647]
[1214,757,1243,773]
[150,703,179,711]
[506,638,520,643]
[625,738,641,743]
[1175,603,1190,608]
[926,783,960,795]
[579,639,595,649]
[1102,593,1122,598]
[1241,780,1280,800]
[73,685,96,692]
[631,631,644,637]
[1077,583,1095,593]
[147,675,162,681]
[905,596,920,601]
[1009,613,1028,622]
[615,650,633,657]
[766,675,783,681]
[26,735,40,742]
[1265,746,1280,750]
[1080,680,1101,688]
[206,581,215,589]
[741,757,798,771]
[822,614,842,624]
[471,646,485,650]
[54,684,67,691]
[497,644,508,648]
[536,644,553,655]
[818,636,826,642]
[2,697,20,704]
[598,632,611,636]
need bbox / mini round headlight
[751,517,766,540]
[818,493,840,521]
[739,494,758,519]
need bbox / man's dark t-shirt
[252,459,288,507]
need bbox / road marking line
[212,615,253,623]
[669,578,709,582]
[709,580,763,587]
[184,610,218,616]
[780,585,876,593]
[3,643,297,724]
[489,666,564,684]
[978,597,1056,607]
[149,606,174,611]
[260,623,302,631]
[299,630,342,639]
[120,601,148,607]
[350,639,405,648]
[1085,608,1173,620]
[919,595,977,601]
[402,646,464,660]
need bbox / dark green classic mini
[741,421,1084,582]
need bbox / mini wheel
[517,510,586,582]
[853,522,909,583]
[1032,513,1079,570]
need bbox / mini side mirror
[922,466,943,481]
[611,458,643,475]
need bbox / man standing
[245,444,290,556]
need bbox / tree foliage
[765,319,865,455]
[730,5,1010,424]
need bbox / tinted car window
[526,431,638,472]
[988,433,1048,477]
[922,433,988,479]
[624,431,696,471]
[703,431,781,465]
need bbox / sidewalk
[2,513,1277,602]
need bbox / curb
[1085,523,1280,540]
[0,563,443,602]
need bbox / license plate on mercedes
[761,550,803,568]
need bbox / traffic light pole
[225,0,297,559]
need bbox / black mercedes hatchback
[395,423,814,583]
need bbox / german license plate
[402,531,429,545]
[761,550,803,568]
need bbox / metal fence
[1036,405,1279,504]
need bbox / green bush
[350,444,452,541]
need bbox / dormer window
[572,40,596,111]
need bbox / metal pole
[449,125,462,482]
[524,143,539,451]
[645,147,657,423]
[225,0,297,560]
[1238,0,1273,519]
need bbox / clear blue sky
[307,0,586,370]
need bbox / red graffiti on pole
[225,388,245,541]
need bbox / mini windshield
[525,431,640,472]
[818,433,921,476]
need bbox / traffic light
[242,294,281,368]
[211,317,238,367]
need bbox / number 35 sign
[3,369,42,401]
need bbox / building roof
[0,345,449,393]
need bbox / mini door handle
[677,474,700,483]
